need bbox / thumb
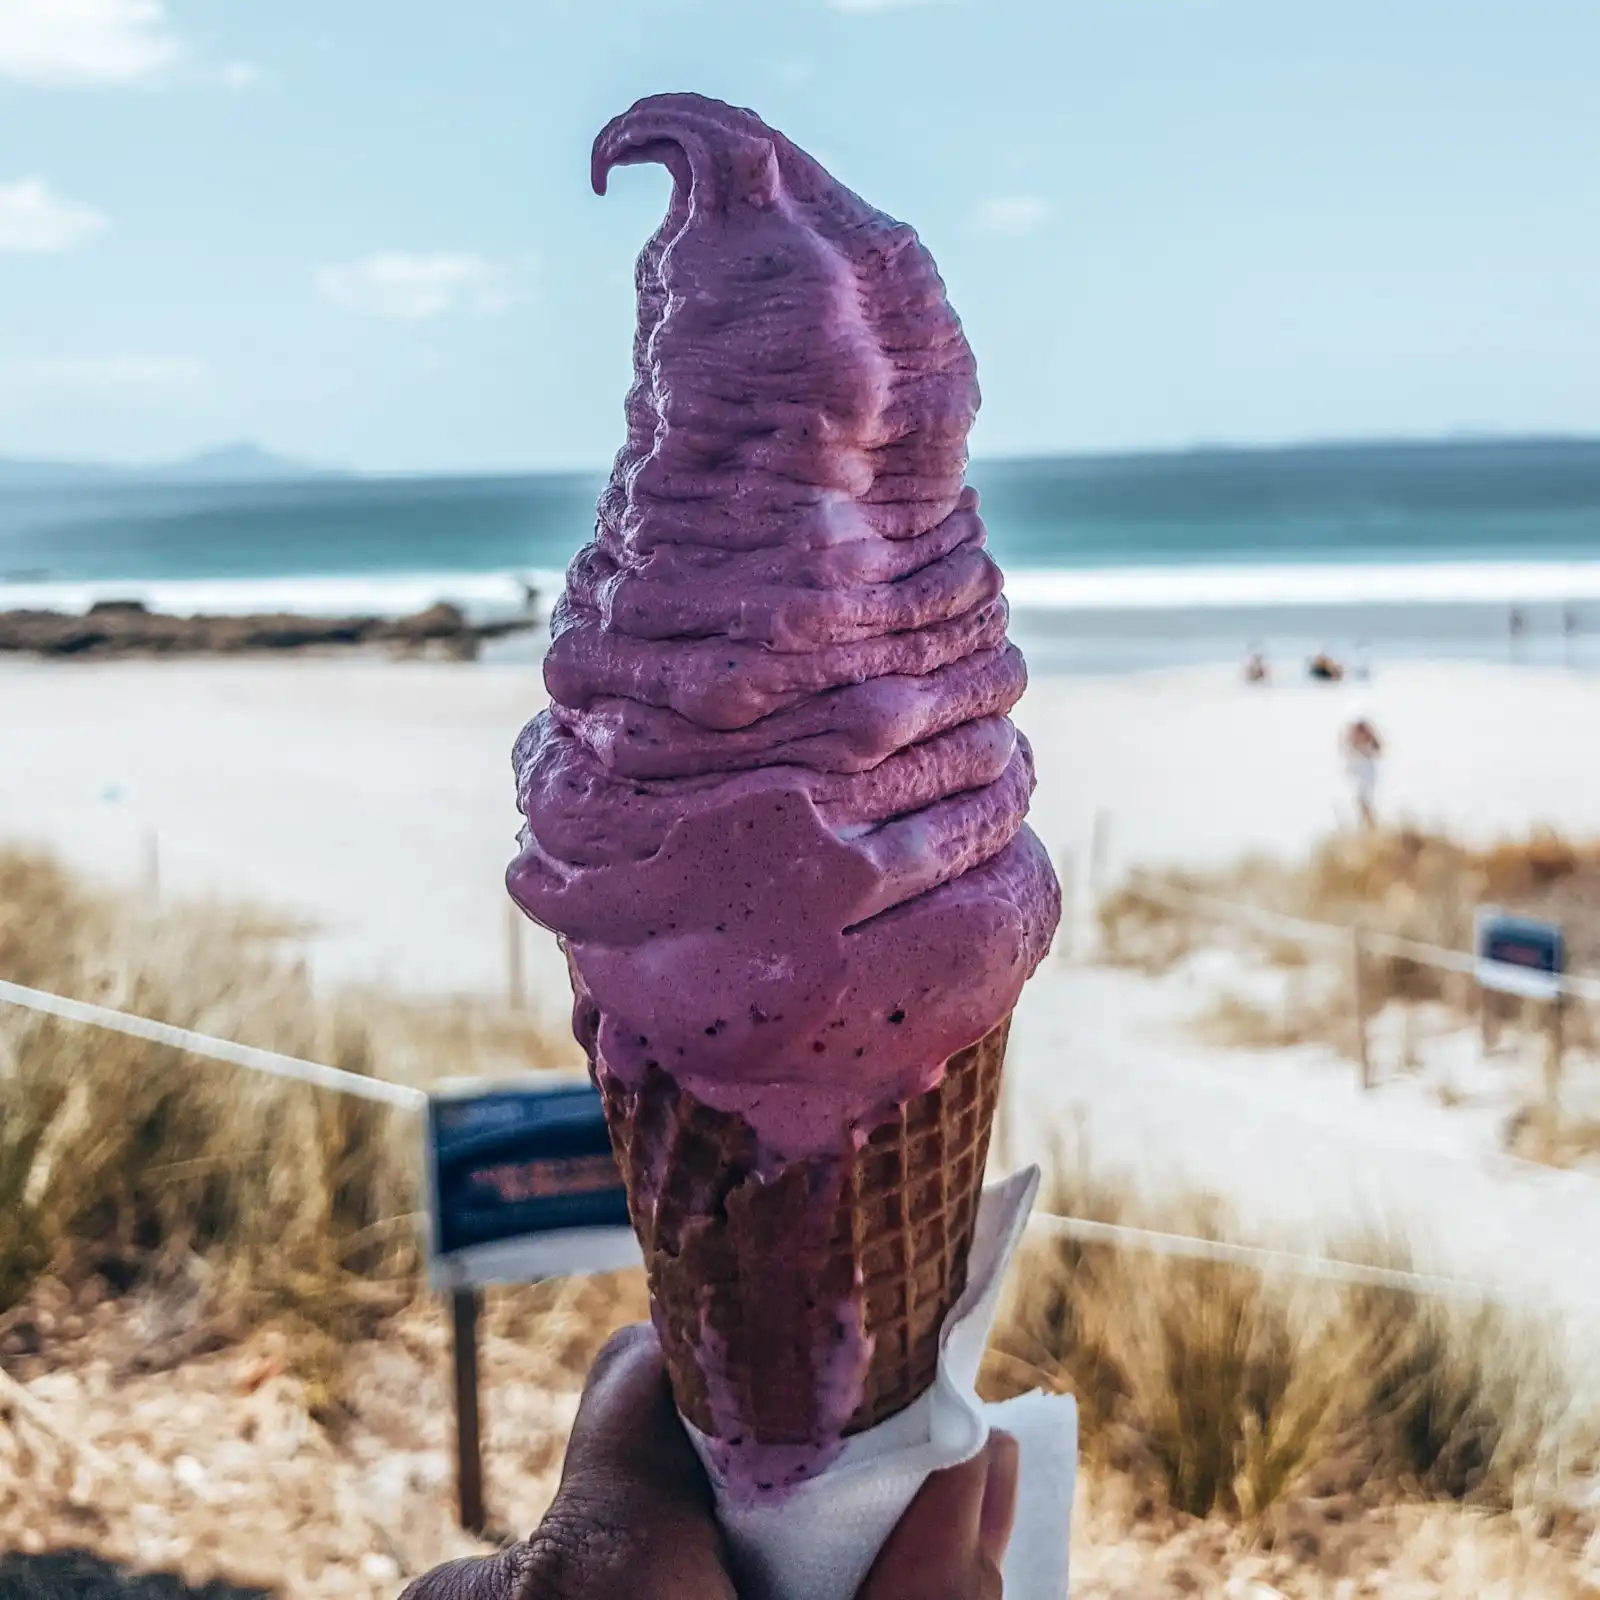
[856,1431,1020,1600]
[402,1324,734,1600]
[526,1322,733,1593]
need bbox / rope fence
[0,975,427,1111]
[1025,1212,1554,1309]
[0,970,1584,1312]
[1119,869,1600,1003]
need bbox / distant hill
[154,442,345,483]
[0,442,344,491]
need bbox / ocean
[4,437,1600,674]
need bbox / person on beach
[400,1326,1018,1600]
[1342,713,1383,829]
[1309,650,1344,682]
[1244,645,1270,685]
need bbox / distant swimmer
[1244,646,1270,685]
[1342,713,1384,829]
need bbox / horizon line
[8,428,1600,484]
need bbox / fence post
[1089,810,1110,908]
[1542,996,1566,1155]
[1352,925,1372,1090]
[143,829,160,900]
[506,901,525,1011]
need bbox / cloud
[0,179,108,252]
[217,59,260,90]
[317,253,535,321]
[0,355,208,392]
[0,0,183,86]
[971,195,1054,238]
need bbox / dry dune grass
[1101,825,1600,990]
[988,1157,1595,1529]
[0,845,576,1402]
[1099,826,1600,1070]
[1068,1467,1600,1598]
[6,843,1600,1591]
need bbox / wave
[0,568,571,621]
[5,559,1600,624]
[1003,560,1600,611]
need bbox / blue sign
[424,1079,638,1289]
[1474,910,1566,1001]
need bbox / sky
[0,0,1598,473]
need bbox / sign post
[1543,997,1567,1154]
[1474,910,1568,1152]
[1352,924,1372,1090]
[423,1077,640,1534]
[451,1287,485,1535]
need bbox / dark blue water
[4,437,1600,587]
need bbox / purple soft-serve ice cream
[507,91,1059,1492]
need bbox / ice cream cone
[507,94,1061,1499]
[597,1018,1009,1472]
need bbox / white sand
[0,656,565,1002]
[8,654,1600,1305]
[6,655,1598,997]
[1021,659,1600,882]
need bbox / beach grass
[1099,826,1600,1114]
[986,1152,1590,1526]
[5,843,1600,1591]
[0,845,573,1405]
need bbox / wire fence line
[0,975,427,1111]
[2,971,1582,1312]
[1120,869,1600,1003]
[1023,1211,1580,1310]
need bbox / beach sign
[1474,909,1566,1002]
[424,1076,639,1534]
[423,1077,637,1292]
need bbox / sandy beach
[7,653,1600,1306]
[5,654,1600,989]
[10,653,1600,1595]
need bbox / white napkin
[687,1166,1078,1600]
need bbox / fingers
[857,1430,1020,1600]
[558,1322,713,1518]
[522,1324,736,1599]
[399,1549,528,1600]
[979,1431,1021,1570]
[402,1324,734,1600]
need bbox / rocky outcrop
[0,601,536,661]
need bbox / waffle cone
[597,1017,1009,1448]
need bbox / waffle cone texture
[597,1017,1009,1449]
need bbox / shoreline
[8,556,1600,612]
[0,598,538,662]
[2,594,1597,678]
[3,565,1597,678]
